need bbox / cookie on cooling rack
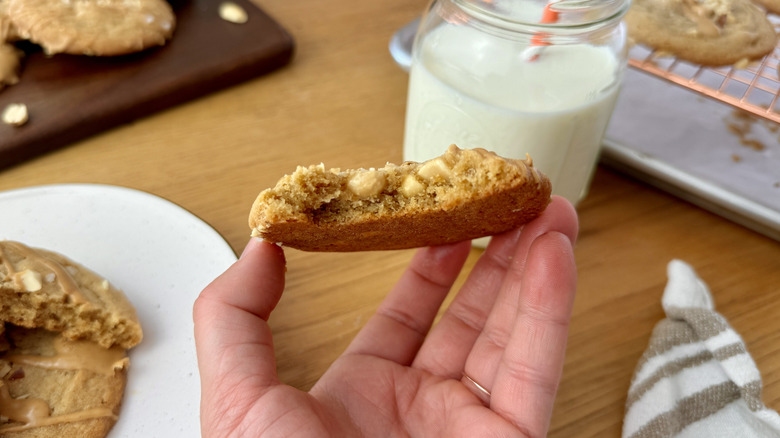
[750,0,780,15]
[625,0,777,66]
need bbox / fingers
[193,237,286,420]
[490,231,577,437]
[343,240,471,365]
[410,226,526,378]
[414,196,578,379]
[462,197,577,388]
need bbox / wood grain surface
[0,0,778,436]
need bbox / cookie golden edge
[249,145,553,251]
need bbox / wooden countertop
[0,1,778,436]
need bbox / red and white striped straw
[523,1,560,61]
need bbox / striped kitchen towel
[623,260,780,438]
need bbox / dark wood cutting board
[0,0,294,170]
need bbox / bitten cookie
[0,241,142,349]
[249,145,552,252]
[0,326,128,437]
[5,0,176,56]
[625,0,777,66]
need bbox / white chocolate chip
[65,266,78,276]
[101,279,110,290]
[0,362,11,379]
[44,273,56,283]
[347,171,387,198]
[219,2,248,24]
[733,58,750,70]
[417,158,452,182]
[2,103,28,126]
[399,175,424,197]
[15,269,42,292]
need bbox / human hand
[193,196,578,437]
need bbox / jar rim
[452,0,631,29]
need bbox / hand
[193,196,578,437]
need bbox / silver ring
[462,373,491,405]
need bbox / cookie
[1,1,14,42]
[0,241,142,349]
[751,0,780,14]
[5,0,176,56]
[625,0,777,66]
[0,326,128,437]
[0,42,22,89]
[249,145,552,252]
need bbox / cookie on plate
[0,326,128,437]
[249,144,552,251]
[4,0,176,56]
[625,0,777,66]
[0,241,142,349]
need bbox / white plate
[0,184,238,437]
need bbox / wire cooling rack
[628,38,780,124]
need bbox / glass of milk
[404,0,630,207]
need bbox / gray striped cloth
[623,260,780,438]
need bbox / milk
[403,23,623,204]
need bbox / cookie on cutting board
[4,0,176,56]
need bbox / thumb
[193,238,286,424]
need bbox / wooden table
[1,1,778,436]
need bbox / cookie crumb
[1,103,28,127]
[219,2,248,24]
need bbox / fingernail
[486,225,525,255]
[240,236,265,259]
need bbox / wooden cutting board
[0,0,294,170]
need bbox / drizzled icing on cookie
[3,336,128,376]
[0,379,117,433]
[0,381,51,424]
[0,334,125,432]
[0,241,88,305]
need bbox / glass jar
[403,0,630,206]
